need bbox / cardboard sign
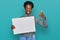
[12,16,36,35]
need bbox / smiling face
[25,5,32,15]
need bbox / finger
[11,25,15,30]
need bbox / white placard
[12,16,36,35]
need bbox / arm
[35,10,48,28]
[35,17,48,27]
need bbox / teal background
[0,0,60,40]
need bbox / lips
[26,11,31,14]
[27,11,30,13]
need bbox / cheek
[29,9,32,11]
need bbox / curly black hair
[24,1,34,8]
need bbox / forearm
[43,18,48,27]
[35,17,48,27]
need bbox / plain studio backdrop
[0,0,60,40]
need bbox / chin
[27,14,30,15]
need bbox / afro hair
[24,1,34,8]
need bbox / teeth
[27,11,30,13]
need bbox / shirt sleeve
[35,17,48,27]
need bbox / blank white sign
[12,16,36,35]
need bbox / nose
[27,8,31,11]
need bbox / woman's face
[25,5,32,15]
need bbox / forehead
[25,5,32,8]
